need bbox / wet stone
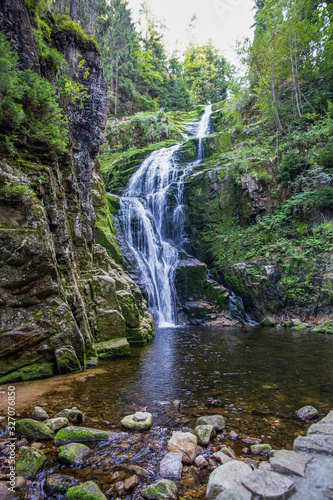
[31,406,49,421]
[294,434,333,455]
[195,455,209,468]
[16,446,46,478]
[66,480,107,500]
[58,443,90,464]
[115,481,125,495]
[121,412,153,430]
[15,476,27,489]
[44,417,69,431]
[250,443,273,456]
[168,431,199,464]
[142,479,178,500]
[296,405,319,421]
[206,460,252,499]
[0,482,18,499]
[160,452,183,479]
[195,415,226,431]
[44,474,76,496]
[16,418,54,440]
[270,449,312,477]
[220,446,237,459]
[241,470,295,499]
[124,474,139,491]
[212,451,233,465]
[55,408,84,425]
[193,424,216,446]
[54,426,109,445]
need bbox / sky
[127,0,255,67]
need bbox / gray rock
[142,479,178,500]
[66,481,107,499]
[159,452,183,479]
[193,424,216,446]
[195,455,209,468]
[44,417,69,431]
[250,443,273,456]
[31,406,49,421]
[259,461,272,471]
[44,474,76,495]
[168,432,199,464]
[55,345,81,374]
[206,460,252,499]
[294,434,333,455]
[58,443,90,464]
[0,482,18,499]
[270,449,312,477]
[55,407,84,425]
[307,421,333,436]
[241,470,295,499]
[195,415,226,431]
[121,412,152,430]
[122,464,151,477]
[296,405,319,421]
[215,485,252,500]
[321,410,333,423]
[212,451,233,465]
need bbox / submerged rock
[142,479,178,500]
[193,424,216,446]
[121,412,152,430]
[16,418,54,440]
[206,460,252,499]
[195,415,226,431]
[66,481,107,500]
[250,443,273,456]
[54,426,109,445]
[241,470,295,499]
[16,446,46,478]
[58,443,90,464]
[55,408,85,425]
[296,405,319,421]
[44,474,76,496]
[124,474,139,491]
[159,452,183,479]
[31,406,49,421]
[167,432,199,464]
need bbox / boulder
[206,460,252,499]
[195,415,226,432]
[16,418,54,440]
[54,426,109,445]
[250,444,272,456]
[296,406,319,421]
[167,432,199,464]
[31,406,49,421]
[307,421,333,436]
[270,449,312,477]
[121,412,152,430]
[16,446,46,478]
[55,407,84,424]
[142,479,178,500]
[193,424,216,446]
[215,486,252,500]
[293,434,333,455]
[241,470,295,499]
[66,481,107,500]
[261,317,277,326]
[58,443,90,464]
[195,455,209,468]
[159,452,183,479]
[45,417,69,431]
[55,345,81,374]
[44,474,76,496]
[212,451,233,465]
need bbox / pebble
[124,474,139,490]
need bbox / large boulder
[55,346,81,374]
[54,426,109,445]
[167,432,199,464]
[16,446,46,478]
[16,419,54,440]
[206,461,252,499]
[142,479,178,500]
[270,449,312,477]
[241,470,295,499]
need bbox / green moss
[16,419,54,439]
[0,362,56,383]
[16,446,46,478]
[58,443,90,464]
[66,481,106,500]
[54,426,109,445]
[53,14,99,52]
[95,338,130,359]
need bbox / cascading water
[119,105,213,326]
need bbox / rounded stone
[193,424,216,446]
[206,460,252,499]
[58,443,90,464]
[296,406,319,421]
[31,406,49,421]
[121,412,153,430]
[195,415,226,431]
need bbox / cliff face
[0,1,154,383]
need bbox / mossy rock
[195,415,226,432]
[58,443,90,464]
[0,362,55,383]
[16,446,46,477]
[66,481,107,500]
[261,317,277,326]
[55,346,81,374]
[54,426,109,445]
[45,474,77,496]
[250,443,273,456]
[193,424,216,446]
[16,418,54,440]
[121,412,153,430]
[95,338,131,359]
[173,259,207,303]
[142,479,178,500]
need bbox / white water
[119,105,213,326]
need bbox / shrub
[0,184,32,204]
[315,185,333,210]
[278,150,306,183]
[317,143,333,169]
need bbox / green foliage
[278,150,307,183]
[315,186,333,210]
[53,14,99,52]
[0,183,33,204]
[317,143,333,169]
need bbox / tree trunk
[115,59,119,116]
[70,0,78,23]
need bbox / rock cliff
[0,0,154,383]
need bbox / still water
[2,326,333,499]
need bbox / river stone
[66,481,107,500]
[15,476,27,489]
[270,449,312,477]
[31,406,49,421]
[212,451,233,465]
[296,405,319,420]
[124,475,139,491]
[250,443,273,456]
[0,482,17,499]
[121,412,152,430]
[142,479,178,500]
[45,474,76,495]
[16,418,54,440]
[195,455,209,468]
[45,417,69,431]
[58,443,90,464]
[206,460,252,499]
[160,452,183,478]
[55,346,81,374]
[195,415,226,431]
[261,317,277,326]
[193,424,216,446]
[307,421,333,436]
[215,485,252,500]
[55,407,85,424]
[54,426,109,445]
[241,470,295,499]
[122,464,152,477]
[16,446,46,478]
[293,434,333,455]
[321,410,333,423]
[168,432,199,464]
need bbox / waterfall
[119,104,213,327]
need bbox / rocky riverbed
[0,402,332,499]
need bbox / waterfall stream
[119,105,213,326]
